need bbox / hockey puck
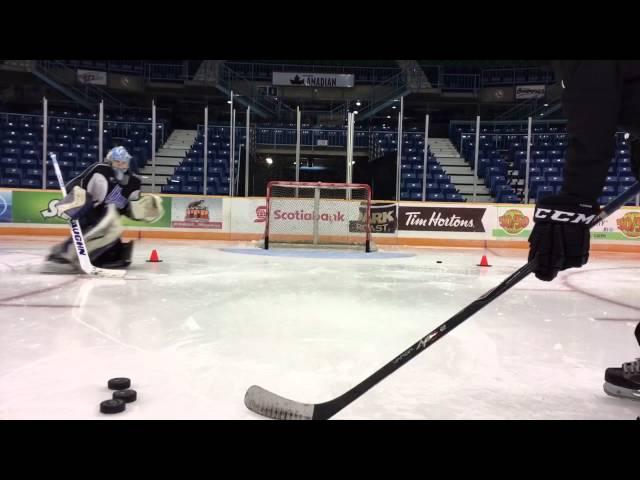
[108,377,131,390]
[100,399,126,414]
[113,389,137,403]
[436,260,442,264]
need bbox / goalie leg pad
[93,240,134,269]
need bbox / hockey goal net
[263,181,374,252]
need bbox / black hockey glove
[528,193,600,281]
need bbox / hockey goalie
[43,146,164,273]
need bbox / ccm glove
[528,193,600,281]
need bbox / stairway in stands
[431,138,493,202]
[140,129,198,193]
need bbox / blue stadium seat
[542,167,560,178]
[0,157,18,167]
[499,194,521,203]
[535,185,554,201]
[619,176,636,187]
[181,185,200,195]
[162,184,181,193]
[0,177,20,187]
[529,176,546,197]
[440,183,457,195]
[604,176,618,187]
[19,158,38,167]
[547,176,563,193]
[445,193,465,202]
[599,195,616,206]
[21,178,42,189]
[25,168,42,178]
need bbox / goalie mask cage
[263,181,373,252]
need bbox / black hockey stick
[244,182,640,420]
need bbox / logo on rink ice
[499,209,530,235]
[616,212,640,238]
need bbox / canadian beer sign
[272,72,355,88]
[398,206,486,232]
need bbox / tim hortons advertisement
[348,202,397,234]
[171,197,223,229]
[397,206,486,232]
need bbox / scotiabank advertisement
[228,197,386,237]
[266,198,357,235]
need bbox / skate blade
[603,382,640,401]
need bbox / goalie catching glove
[128,194,164,223]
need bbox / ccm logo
[534,208,596,224]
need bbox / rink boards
[1,188,640,251]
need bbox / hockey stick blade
[245,386,316,420]
[49,153,126,279]
[244,182,640,420]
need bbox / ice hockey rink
[0,235,638,420]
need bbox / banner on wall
[493,207,533,239]
[171,197,224,229]
[0,191,12,223]
[77,69,107,86]
[12,191,67,224]
[350,202,397,234]
[10,191,171,227]
[515,85,546,100]
[397,206,486,232]
[590,209,640,241]
[273,72,355,88]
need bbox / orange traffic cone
[477,255,491,267]
[146,249,162,263]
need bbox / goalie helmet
[105,146,132,182]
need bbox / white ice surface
[0,236,638,419]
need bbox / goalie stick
[49,153,126,278]
[244,182,640,420]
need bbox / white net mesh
[264,182,372,251]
